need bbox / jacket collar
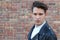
[28,21,49,40]
[38,22,48,34]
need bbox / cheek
[41,16,46,20]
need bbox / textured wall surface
[0,0,60,40]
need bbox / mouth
[36,20,40,23]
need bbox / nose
[36,15,40,19]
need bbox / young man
[28,1,57,40]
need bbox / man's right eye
[34,13,37,15]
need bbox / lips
[36,20,40,22]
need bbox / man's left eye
[39,13,43,15]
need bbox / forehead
[33,7,44,13]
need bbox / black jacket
[28,22,57,40]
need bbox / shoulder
[44,22,55,35]
[45,26,57,40]
[44,23,57,39]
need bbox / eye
[39,13,43,15]
[34,13,37,15]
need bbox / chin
[36,23,41,26]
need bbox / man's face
[32,7,47,26]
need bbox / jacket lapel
[31,22,47,40]
[32,22,49,40]
[28,22,49,40]
[28,25,35,40]
[39,22,48,34]
[38,22,50,40]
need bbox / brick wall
[0,0,60,40]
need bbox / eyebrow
[33,13,44,15]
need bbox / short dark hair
[32,1,48,13]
